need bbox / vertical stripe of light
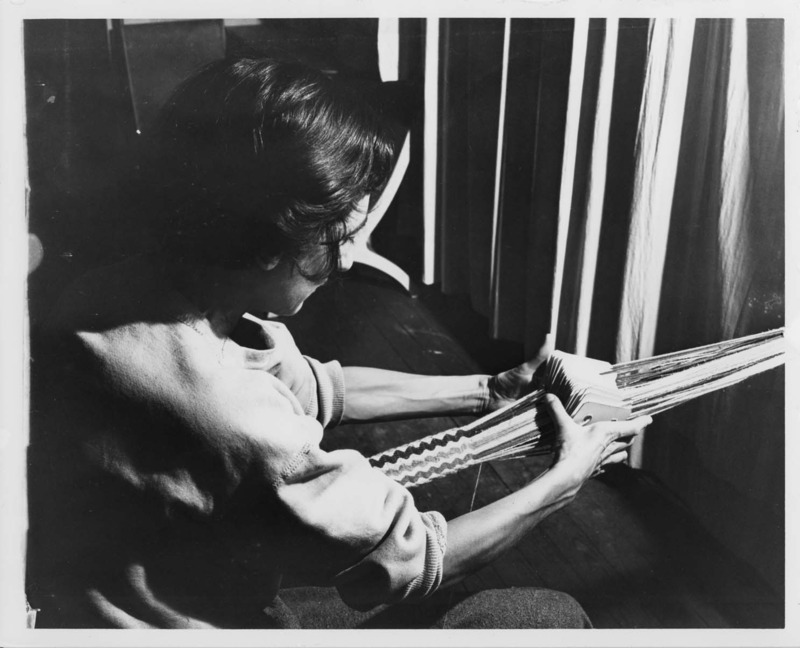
[616,18,695,364]
[489,18,511,306]
[353,18,412,291]
[550,18,589,343]
[574,19,619,357]
[377,18,400,83]
[489,18,511,311]
[718,19,752,339]
[618,18,695,469]
[422,18,440,285]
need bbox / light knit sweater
[28,258,446,628]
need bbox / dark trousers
[275,586,593,629]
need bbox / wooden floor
[280,266,784,629]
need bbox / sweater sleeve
[273,441,447,610]
[67,323,446,611]
[251,319,344,428]
[304,357,345,428]
[334,509,447,609]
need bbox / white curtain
[435,17,785,592]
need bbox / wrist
[472,374,492,414]
[538,463,585,503]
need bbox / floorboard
[279,266,784,629]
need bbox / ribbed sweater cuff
[304,356,345,428]
[401,510,447,600]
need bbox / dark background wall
[24,18,428,328]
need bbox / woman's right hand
[543,393,652,496]
[440,393,652,588]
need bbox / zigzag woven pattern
[378,429,476,488]
[370,328,785,487]
[370,427,473,470]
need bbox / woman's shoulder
[43,260,293,406]
[42,257,208,387]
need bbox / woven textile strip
[370,328,784,487]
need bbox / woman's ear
[255,255,281,272]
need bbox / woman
[28,58,650,629]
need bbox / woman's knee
[444,587,592,629]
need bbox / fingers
[542,393,574,428]
[597,430,644,475]
[602,442,633,463]
[516,333,555,374]
[535,332,555,364]
[593,448,633,477]
[593,450,631,477]
[602,436,636,459]
[596,415,652,440]
[604,449,630,465]
[544,396,652,437]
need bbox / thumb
[517,333,555,374]
[538,333,555,360]
[542,393,572,426]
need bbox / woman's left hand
[485,334,554,412]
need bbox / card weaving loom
[370,328,786,488]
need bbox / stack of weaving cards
[538,352,630,425]
[370,327,785,487]
[611,328,785,417]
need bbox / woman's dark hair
[146,58,395,280]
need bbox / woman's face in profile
[251,196,371,317]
